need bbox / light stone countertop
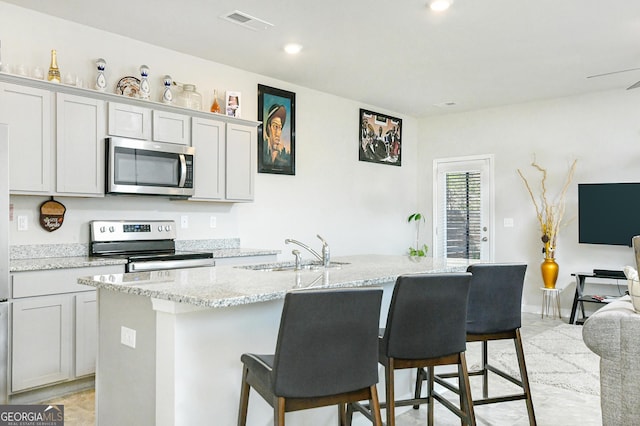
[10,256,128,272]
[10,248,279,272]
[77,255,473,309]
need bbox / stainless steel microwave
[106,137,195,197]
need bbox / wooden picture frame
[359,108,402,166]
[258,84,296,175]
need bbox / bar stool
[350,273,475,426]
[424,263,536,425]
[237,287,384,426]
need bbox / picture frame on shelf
[358,108,402,166]
[225,91,241,118]
[258,84,296,175]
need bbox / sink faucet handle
[292,249,302,270]
[316,235,330,266]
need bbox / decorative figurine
[161,75,173,104]
[95,58,107,91]
[139,65,150,100]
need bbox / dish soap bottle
[47,49,61,83]
[210,89,221,113]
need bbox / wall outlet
[180,215,189,229]
[17,215,28,231]
[210,216,217,228]
[121,326,136,348]
[503,218,514,228]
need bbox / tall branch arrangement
[517,159,577,258]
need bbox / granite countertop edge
[77,256,472,309]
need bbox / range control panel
[90,220,176,242]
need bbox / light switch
[180,215,188,229]
[210,216,217,228]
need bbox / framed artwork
[225,91,241,118]
[258,84,296,175]
[358,108,402,166]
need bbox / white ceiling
[6,0,640,117]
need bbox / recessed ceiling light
[429,0,453,12]
[284,43,303,55]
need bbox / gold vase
[541,257,559,289]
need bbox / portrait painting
[358,108,402,166]
[258,84,296,175]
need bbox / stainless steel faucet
[285,234,330,267]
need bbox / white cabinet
[226,123,256,201]
[56,94,106,196]
[190,119,256,201]
[0,75,258,202]
[107,102,151,140]
[191,117,225,200]
[152,110,190,145]
[11,294,72,392]
[0,83,52,194]
[108,102,191,145]
[10,264,124,394]
[75,292,97,377]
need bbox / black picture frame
[359,108,402,166]
[258,84,296,175]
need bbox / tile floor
[45,313,601,425]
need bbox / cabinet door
[75,292,97,377]
[0,83,52,193]
[56,94,106,196]
[152,110,190,145]
[107,102,151,140]
[226,123,256,201]
[191,117,225,200]
[11,295,72,392]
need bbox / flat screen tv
[578,183,640,246]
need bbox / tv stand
[570,271,627,324]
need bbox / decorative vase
[95,58,107,91]
[541,257,559,289]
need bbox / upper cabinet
[107,102,151,140]
[226,123,256,201]
[190,118,256,202]
[152,110,191,145]
[0,73,258,202]
[0,83,52,194]
[191,117,225,200]
[56,94,106,196]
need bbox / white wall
[6,2,638,313]
[418,89,640,311]
[1,2,419,257]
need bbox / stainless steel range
[90,220,214,272]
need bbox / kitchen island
[78,255,472,426]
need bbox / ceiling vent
[220,10,274,31]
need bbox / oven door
[106,137,195,197]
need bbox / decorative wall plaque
[39,198,66,232]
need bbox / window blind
[439,171,482,259]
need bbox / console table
[570,272,627,324]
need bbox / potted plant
[408,212,429,257]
